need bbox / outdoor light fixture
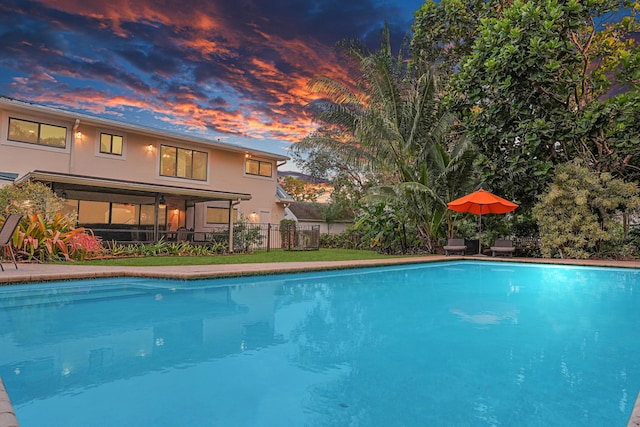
[147,144,154,152]
[158,196,166,209]
[75,131,82,139]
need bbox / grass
[78,248,425,267]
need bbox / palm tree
[296,27,477,253]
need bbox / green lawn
[79,249,425,266]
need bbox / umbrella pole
[478,206,483,255]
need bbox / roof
[287,201,323,221]
[16,170,251,202]
[276,183,294,201]
[277,170,329,184]
[286,201,353,222]
[0,96,289,162]
[0,172,18,182]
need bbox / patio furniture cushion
[443,238,467,256]
[490,239,515,257]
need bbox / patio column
[228,199,234,253]
[153,194,160,242]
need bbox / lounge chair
[490,239,515,257]
[443,238,467,256]
[0,214,23,271]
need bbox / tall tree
[418,0,640,209]
[295,27,477,252]
[410,0,510,76]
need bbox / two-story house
[0,97,289,249]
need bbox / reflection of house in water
[0,279,283,404]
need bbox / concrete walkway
[2,255,640,285]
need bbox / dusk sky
[0,0,423,163]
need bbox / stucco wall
[0,103,286,225]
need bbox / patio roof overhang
[15,170,252,203]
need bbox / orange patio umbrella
[447,188,518,255]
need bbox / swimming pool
[1,261,638,426]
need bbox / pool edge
[0,378,19,427]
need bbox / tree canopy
[438,0,640,208]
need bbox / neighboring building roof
[286,201,353,222]
[277,170,329,184]
[287,201,323,221]
[0,96,289,162]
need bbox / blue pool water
[1,261,639,426]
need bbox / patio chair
[176,227,189,242]
[0,214,23,271]
[490,239,515,257]
[443,238,467,256]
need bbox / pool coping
[2,255,640,427]
[0,379,18,427]
[2,255,640,286]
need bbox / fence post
[267,223,271,252]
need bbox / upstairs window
[160,145,207,181]
[245,159,272,178]
[8,117,67,148]
[100,132,123,155]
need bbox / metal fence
[233,223,320,251]
[90,222,320,252]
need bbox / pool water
[1,261,639,426]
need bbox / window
[160,145,207,180]
[206,207,238,224]
[8,117,67,148]
[78,201,110,224]
[100,132,123,155]
[111,203,137,224]
[245,159,272,177]
[76,201,165,225]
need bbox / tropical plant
[295,26,477,253]
[9,212,102,262]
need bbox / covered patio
[15,170,251,251]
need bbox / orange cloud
[7,0,363,149]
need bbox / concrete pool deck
[2,255,640,427]
[3,255,640,285]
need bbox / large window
[245,159,272,178]
[8,117,67,148]
[100,132,123,155]
[77,201,110,224]
[160,145,207,181]
[206,207,238,224]
[73,200,166,225]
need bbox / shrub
[533,162,640,259]
[0,182,65,220]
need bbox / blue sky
[0,0,424,162]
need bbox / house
[0,97,289,249]
[284,201,353,234]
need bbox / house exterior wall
[0,100,287,232]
